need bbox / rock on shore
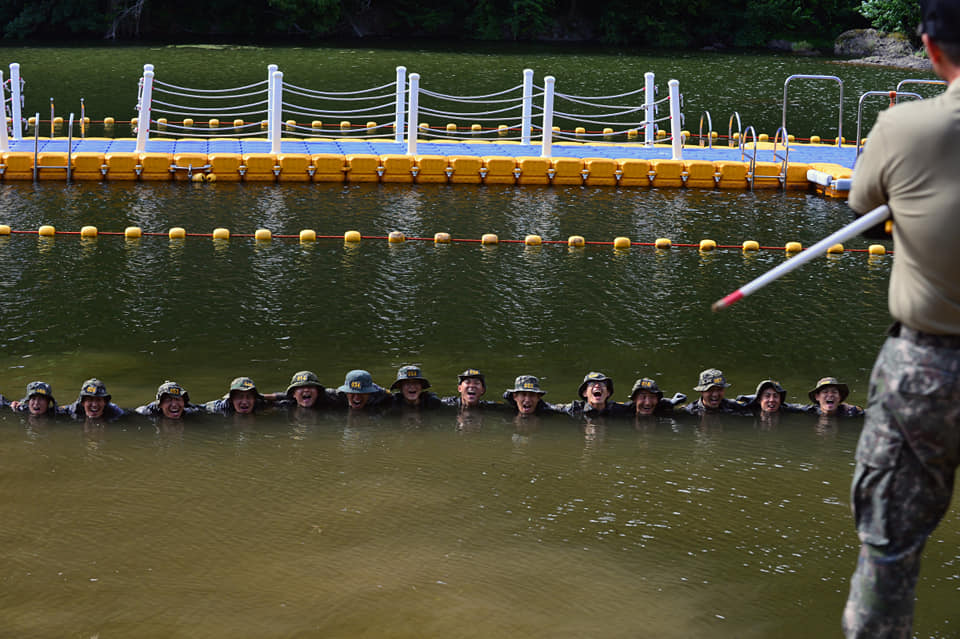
[834,28,932,70]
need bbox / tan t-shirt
[849,81,960,335]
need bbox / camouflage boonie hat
[391,365,431,391]
[808,377,849,403]
[694,368,730,392]
[505,375,547,398]
[337,369,382,395]
[456,369,486,390]
[754,379,786,403]
[629,378,663,401]
[25,381,55,403]
[228,376,262,399]
[285,371,324,397]
[578,371,614,398]
[78,378,111,402]
[156,381,190,404]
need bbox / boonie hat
[629,378,663,401]
[156,380,190,404]
[922,0,960,43]
[457,369,486,389]
[338,369,382,395]
[285,371,324,397]
[578,371,614,398]
[694,368,730,392]
[391,365,431,391]
[78,378,111,402]
[504,375,547,399]
[228,376,263,399]
[25,381,55,403]
[808,377,850,403]
[753,379,786,404]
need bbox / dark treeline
[0,0,881,49]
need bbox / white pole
[270,71,283,154]
[0,71,8,152]
[540,76,555,159]
[267,63,277,138]
[135,69,153,153]
[521,68,533,145]
[10,63,23,140]
[406,73,420,156]
[668,79,682,161]
[394,66,406,144]
[712,204,891,311]
[644,71,655,147]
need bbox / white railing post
[539,75,555,159]
[669,79,682,160]
[521,68,533,145]
[406,73,420,156]
[269,71,283,154]
[395,66,406,143]
[0,71,8,152]
[267,63,277,138]
[644,71,655,147]
[9,63,22,140]
[135,68,154,153]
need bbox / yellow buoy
[388,231,406,243]
[255,229,272,242]
[446,123,457,133]
[169,227,186,240]
[785,241,802,253]
[434,232,451,244]
[759,133,769,142]
[28,116,37,127]
[298,229,315,243]
[498,125,509,136]
[613,236,631,249]
[603,127,614,138]
[130,117,137,128]
[419,122,430,132]
[525,234,542,246]
[0,224,10,235]
[344,230,362,243]
[810,135,821,144]
[742,240,760,251]
[234,119,244,129]
[340,121,351,131]
[568,235,585,247]
[212,228,230,240]
[191,173,205,183]
[366,121,377,131]
[260,120,268,130]
[826,243,844,254]
[209,118,219,128]
[575,126,586,137]
[80,226,98,238]
[471,124,482,134]
[183,118,194,128]
[205,173,217,183]
[787,134,795,142]
[657,129,666,140]
[481,233,498,245]
[38,225,56,237]
[627,128,638,139]
[699,239,717,251]
[124,226,142,239]
[311,120,323,130]
[157,118,168,130]
[285,119,296,132]
[655,237,672,249]
[869,244,886,255]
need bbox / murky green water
[1,46,957,638]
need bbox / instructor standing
[843,2,960,637]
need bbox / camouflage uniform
[62,378,126,422]
[390,365,444,410]
[555,372,630,418]
[842,327,960,637]
[12,382,58,417]
[204,377,268,416]
[135,381,206,418]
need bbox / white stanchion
[521,68,533,146]
[539,76,555,159]
[269,71,283,154]
[406,73,420,156]
[394,66,406,144]
[10,63,22,140]
[669,79,682,161]
[644,72,655,147]
[135,68,154,153]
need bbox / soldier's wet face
[701,386,725,409]
[759,388,782,414]
[160,394,185,419]
[27,395,50,416]
[585,381,610,407]
[458,377,485,407]
[514,391,541,415]
[231,390,257,414]
[347,393,370,410]
[82,396,106,418]
[633,390,659,415]
[815,386,842,415]
[293,385,320,408]
[399,380,423,405]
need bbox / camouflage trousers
[842,331,960,638]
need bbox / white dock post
[539,76,555,159]
[669,79,682,161]
[406,73,420,156]
[521,68,533,145]
[269,71,283,154]
[135,68,154,153]
[9,63,22,140]
[266,63,277,138]
[0,71,8,152]
[644,71,655,147]
[395,66,407,144]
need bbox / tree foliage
[858,0,920,35]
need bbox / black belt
[891,322,960,349]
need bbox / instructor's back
[843,2,960,637]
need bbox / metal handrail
[772,125,790,187]
[739,125,759,191]
[855,91,921,157]
[895,78,946,102]
[727,112,741,148]
[783,74,843,148]
[698,110,713,148]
